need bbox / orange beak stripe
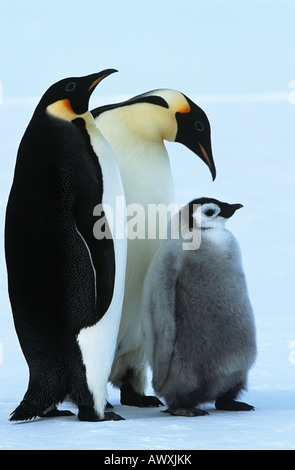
[198,142,212,169]
[88,74,108,92]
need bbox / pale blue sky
[1,0,294,99]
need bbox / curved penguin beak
[69,69,117,115]
[197,141,216,181]
[46,69,118,119]
[87,69,118,95]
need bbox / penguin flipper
[74,199,115,320]
[74,192,124,420]
[142,243,182,393]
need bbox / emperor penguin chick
[141,198,256,416]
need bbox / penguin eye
[205,209,215,217]
[65,82,76,92]
[195,121,204,132]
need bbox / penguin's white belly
[94,117,176,384]
[112,150,176,363]
[76,123,127,417]
[114,237,160,353]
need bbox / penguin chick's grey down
[141,198,256,416]
[5,70,127,422]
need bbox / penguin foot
[78,405,124,422]
[163,407,209,417]
[106,401,114,409]
[38,407,75,418]
[78,405,101,421]
[120,383,164,408]
[103,412,125,421]
[215,398,255,411]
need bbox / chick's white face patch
[191,203,220,228]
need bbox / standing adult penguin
[5,70,127,422]
[91,90,216,407]
[141,198,256,416]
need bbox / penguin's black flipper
[72,118,116,322]
[74,205,115,322]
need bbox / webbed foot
[215,398,254,411]
[39,407,75,418]
[121,383,164,407]
[78,405,124,421]
[163,407,209,417]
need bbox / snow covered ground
[0,93,294,450]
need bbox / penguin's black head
[188,197,243,229]
[175,97,216,181]
[37,69,117,119]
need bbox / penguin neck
[98,101,176,140]
[200,226,233,248]
[95,107,176,207]
[82,112,125,206]
[46,99,80,122]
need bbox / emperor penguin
[141,198,257,416]
[5,70,127,422]
[91,91,216,407]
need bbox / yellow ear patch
[47,99,77,121]
[178,102,191,114]
[61,99,74,111]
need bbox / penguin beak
[232,203,244,211]
[69,69,118,115]
[220,203,243,218]
[197,141,216,181]
[87,69,118,96]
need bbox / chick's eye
[65,82,76,92]
[205,209,215,217]
[195,121,204,132]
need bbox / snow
[0,94,295,451]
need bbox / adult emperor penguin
[91,90,216,407]
[141,198,257,416]
[5,70,127,422]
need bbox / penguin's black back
[5,113,115,374]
